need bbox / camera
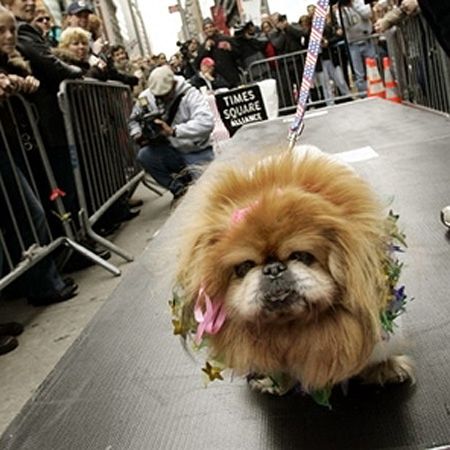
[133,97,165,142]
[176,40,190,57]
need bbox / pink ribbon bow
[231,200,260,224]
[194,286,226,344]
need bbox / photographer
[197,20,242,88]
[270,13,307,54]
[234,21,270,82]
[177,38,199,79]
[128,65,215,202]
[270,13,307,108]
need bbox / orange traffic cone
[366,57,385,99]
[383,57,401,103]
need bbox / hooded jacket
[339,0,373,43]
[129,76,214,153]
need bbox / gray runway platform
[2,99,450,450]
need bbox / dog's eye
[234,260,256,278]
[289,251,315,266]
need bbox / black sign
[215,84,268,137]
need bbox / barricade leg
[63,236,121,276]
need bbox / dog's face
[177,151,388,386]
[212,190,343,324]
[229,251,336,321]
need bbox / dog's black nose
[262,261,287,278]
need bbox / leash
[288,0,330,150]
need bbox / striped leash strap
[288,0,329,150]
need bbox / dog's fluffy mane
[176,150,391,390]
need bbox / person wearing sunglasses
[31,7,60,47]
[32,8,52,36]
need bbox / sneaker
[0,335,18,355]
[441,206,450,228]
[0,322,24,337]
[28,283,78,307]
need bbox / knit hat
[148,65,175,96]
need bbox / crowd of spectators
[0,0,145,356]
[0,0,448,357]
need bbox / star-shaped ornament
[202,362,224,381]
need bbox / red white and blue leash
[288,0,329,150]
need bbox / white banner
[240,0,261,24]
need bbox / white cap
[148,65,175,96]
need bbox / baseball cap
[67,1,93,15]
[148,65,175,97]
[200,57,215,67]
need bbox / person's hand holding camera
[153,118,175,137]
[205,38,215,51]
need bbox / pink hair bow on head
[194,286,226,344]
[231,200,260,224]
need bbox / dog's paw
[247,373,294,395]
[359,355,415,386]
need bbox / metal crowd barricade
[0,95,120,292]
[386,13,450,115]
[246,34,384,115]
[246,15,450,118]
[58,79,149,262]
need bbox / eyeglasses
[35,16,51,23]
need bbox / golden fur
[177,150,413,392]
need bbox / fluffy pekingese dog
[173,148,414,402]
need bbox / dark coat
[0,51,31,78]
[418,0,450,56]
[189,72,230,91]
[271,24,307,55]
[234,34,272,81]
[16,20,82,149]
[15,20,81,225]
[196,33,242,87]
[53,48,139,88]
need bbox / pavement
[0,182,172,435]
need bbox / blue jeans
[348,40,376,93]
[137,141,214,196]
[0,163,65,298]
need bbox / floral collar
[170,211,411,408]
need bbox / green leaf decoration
[310,387,333,409]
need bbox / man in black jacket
[197,20,242,88]
[269,13,307,110]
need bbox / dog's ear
[176,227,220,303]
[327,226,386,318]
